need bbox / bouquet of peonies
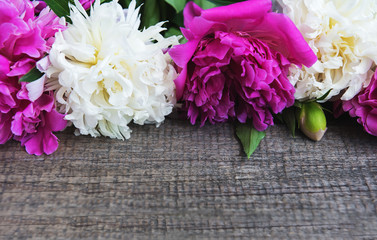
[0,0,376,157]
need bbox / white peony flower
[279,0,377,101]
[44,0,179,139]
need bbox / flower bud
[298,102,327,141]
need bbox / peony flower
[43,0,179,139]
[0,0,67,155]
[169,0,316,131]
[342,71,377,136]
[279,0,377,101]
[12,90,67,155]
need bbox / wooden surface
[0,117,376,239]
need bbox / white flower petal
[279,0,377,101]
[26,75,46,102]
[44,0,179,139]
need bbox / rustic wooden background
[0,116,376,239]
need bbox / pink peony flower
[169,0,317,130]
[0,0,67,155]
[343,71,377,136]
[12,91,66,155]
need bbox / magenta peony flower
[343,71,377,136]
[0,0,67,155]
[169,0,317,130]
[12,90,66,155]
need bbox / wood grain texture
[0,117,376,239]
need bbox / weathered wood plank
[0,117,376,239]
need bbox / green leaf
[193,0,217,9]
[170,9,184,28]
[164,27,181,37]
[281,107,297,137]
[142,0,161,28]
[118,0,143,9]
[294,101,303,108]
[321,106,333,114]
[236,123,265,159]
[44,0,71,18]
[207,0,240,6]
[118,0,132,8]
[164,0,186,13]
[316,88,333,101]
[19,67,43,83]
[304,89,333,104]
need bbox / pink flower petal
[42,132,59,155]
[343,71,377,136]
[22,130,44,156]
[0,55,10,76]
[7,58,35,77]
[201,0,271,22]
[183,1,203,28]
[45,109,67,132]
[11,112,24,136]
[250,13,317,67]
[13,28,45,58]
[364,112,377,136]
[0,112,13,144]
[169,39,200,99]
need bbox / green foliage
[138,0,243,39]
[143,0,161,28]
[208,0,241,6]
[236,122,266,159]
[165,0,186,13]
[281,107,297,137]
[44,0,72,22]
[19,67,43,83]
[278,99,330,140]
[118,0,133,7]
[193,0,217,9]
[316,89,332,101]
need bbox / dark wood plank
[0,117,376,239]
